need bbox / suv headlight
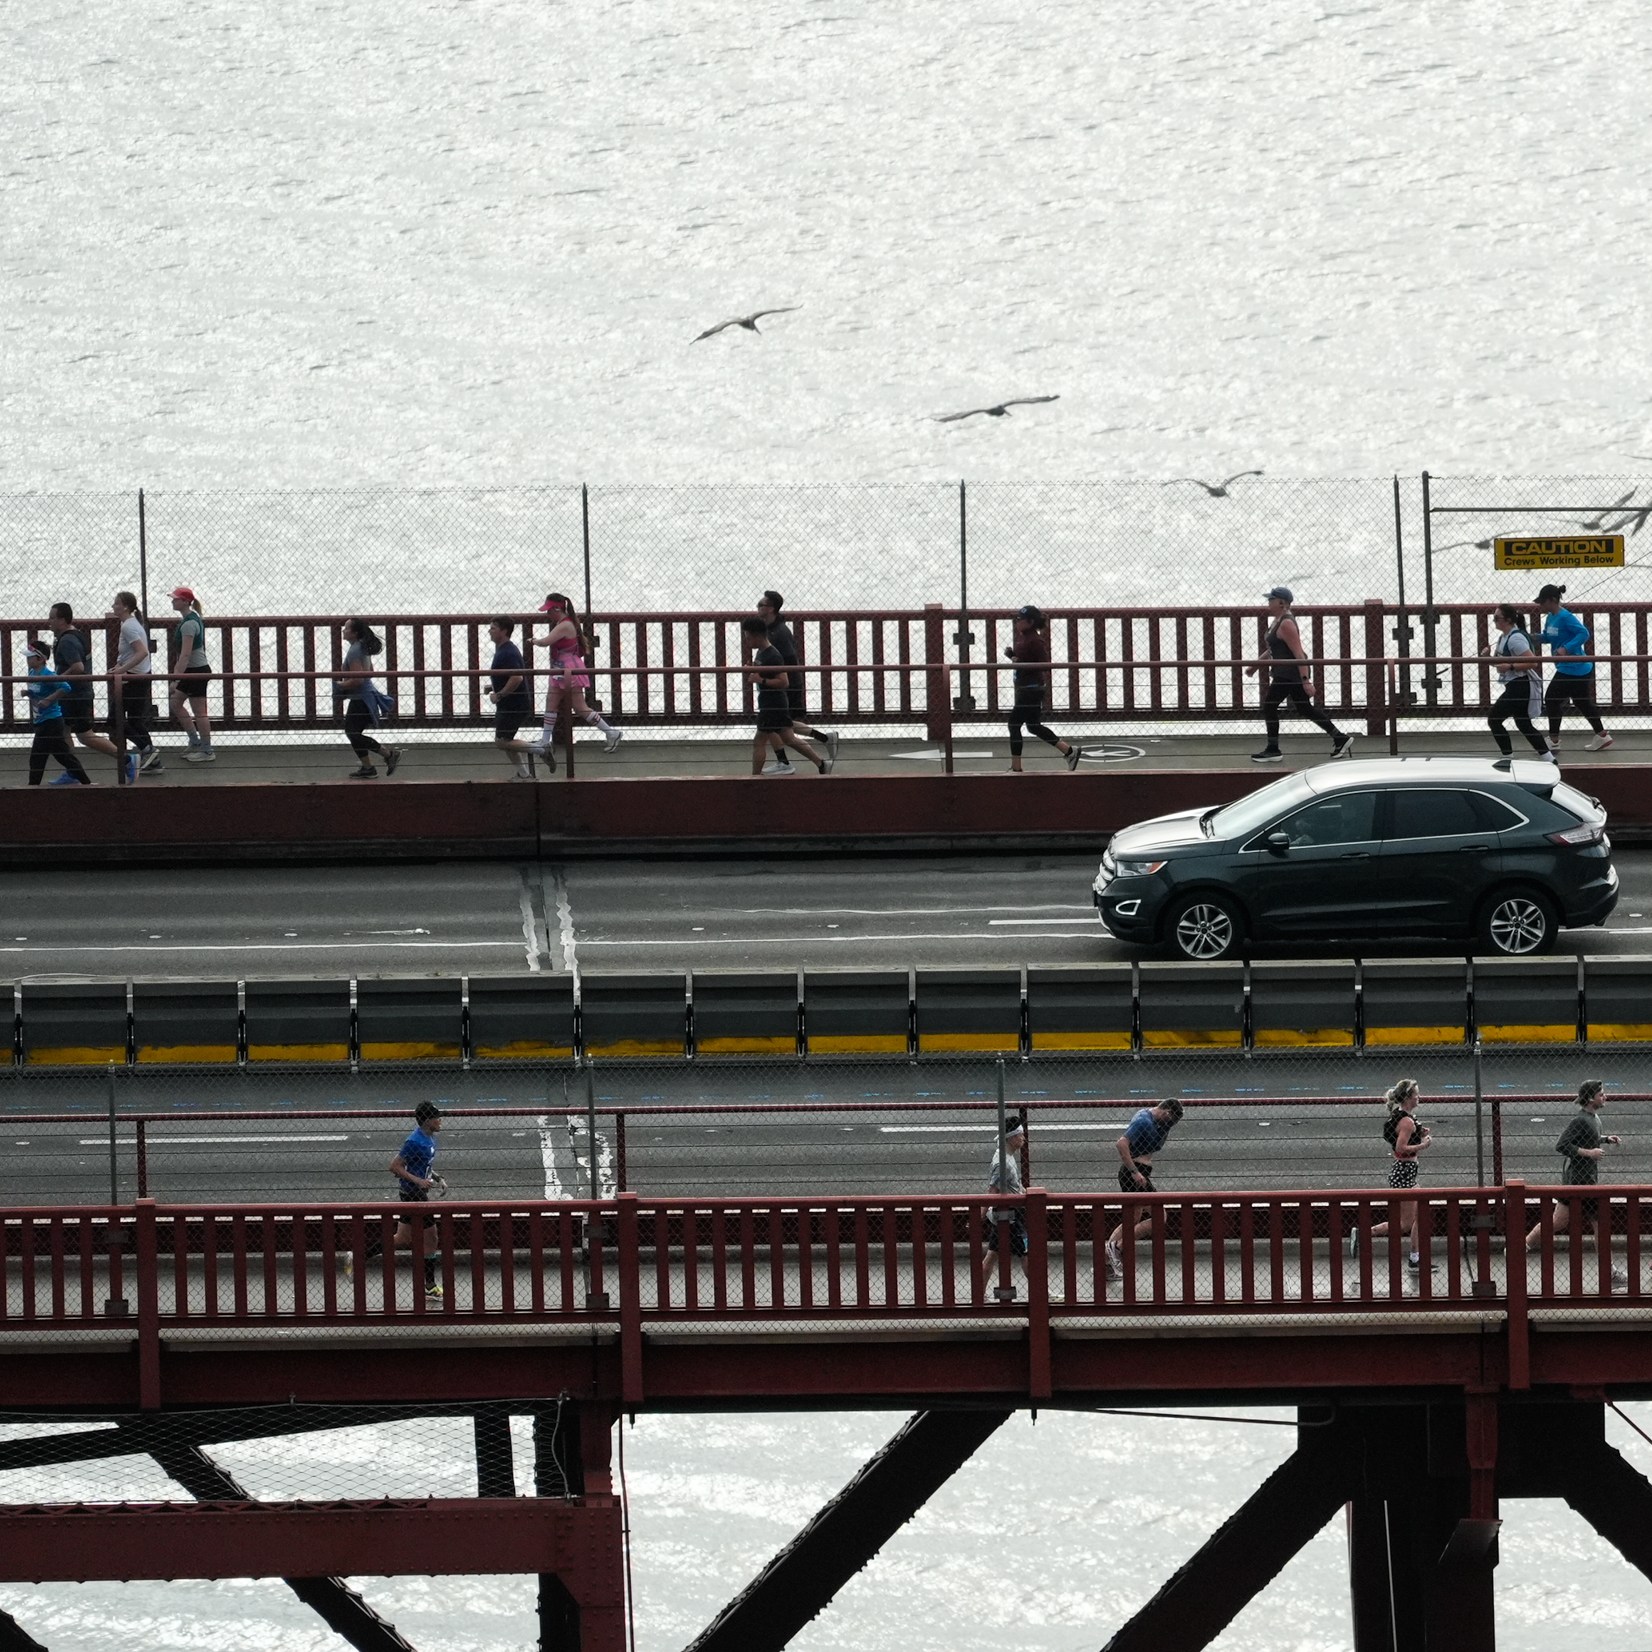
[1113,858,1167,877]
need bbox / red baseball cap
[170,586,196,601]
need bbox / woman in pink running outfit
[530,593,619,765]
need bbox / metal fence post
[954,480,975,712]
[137,488,149,629]
[1391,474,1413,740]
[585,1062,599,1202]
[1421,470,1439,709]
[1472,1038,1486,1187]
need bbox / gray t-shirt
[986,1143,1024,1220]
[116,614,151,675]
[1556,1111,1602,1186]
[1495,627,1537,686]
[336,639,379,701]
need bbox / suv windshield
[1209,773,1315,841]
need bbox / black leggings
[343,700,386,760]
[1545,675,1604,737]
[1488,680,1547,755]
[28,724,90,785]
[1008,686,1060,756]
[1263,680,1343,743]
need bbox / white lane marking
[552,868,579,977]
[732,905,1091,916]
[517,872,543,973]
[0,942,521,954]
[566,1119,616,1199]
[581,932,1105,946]
[540,1120,565,1199]
[990,917,1102,926]
[77,1133,349,1145]
[881,1124,1122,1134]
[889,749,995,762]
[358,929,432,935]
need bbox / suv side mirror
[1265,831,1291,855]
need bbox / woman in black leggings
[1004,605,1081,772]
[334,618,402,780]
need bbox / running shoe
[1546,735,1561,751]
[531,733,555,756]
[1064,744,1082,771]
[824,730,840,764]
[1331,733,1356,759]
[425,1279,444,1300]
[1540,751,1558,765]
[48,771,83,786]
[1586,733,1615,752]
[338,1252,353,1278]
[1611,1265,1630,1287]
[1250,747,1283,763]
[124,754,139,784]
[1104,1248,1124,1281]
[821,751,836,775]
[511,770,535,782]
[139,748,164,773]
[604,728,623,754]
[1405,1255,1437,1272]
[186,732,202,750]
[184,747,215,763]
[384,748,402,776]
[349,764,377,780]
[762,759,793,775]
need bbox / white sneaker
[604,728,623,754]
[1104,1247,1123,1281]
[185,747,216,763]
[531,733,555,755]
[1586,733,1615,752]
[762,759,795,776]
[1539,751,1558,765]
[1546,735,1561,751]
[1611,1265,1629,1287]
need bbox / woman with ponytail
[1352,1078,1434,1273]
[334,617,402,780]
[530,593,620,761]
[167,586,216,762]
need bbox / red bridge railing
[5,601,1651,739]
[1,1184,1644,1336]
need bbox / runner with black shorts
[46,604,105,781]
[742,615,829,776]
[348,1100,446,1297]
[487,618,537,779]
[757,591,838,774]
[1525,1079,1627,1287]
[167,586,216,763]
[1105,1098,1183,1278]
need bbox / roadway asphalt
[5,849,1652,977]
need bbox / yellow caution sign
[1494,535,1624,570]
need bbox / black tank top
[1266,616,1302,683]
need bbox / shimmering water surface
[6,0,1652,1645]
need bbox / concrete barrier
[467,974,577,1061]
[690,972,801,1057]
[1583,957,1652,1043]
[1473,959,1582,1045]
[132,980,240,1065]
[579,974,689,1059]
[244,979,352,1063]
[1137,962,1245,1048]
[803,970,913,1056]
[914,968,1023,1055]
[20,980,130,1067]
[357,977,464,1062]
[1250,962,1358,1048]
[1361,960,1471,1047]
[1025,965,1134,1052]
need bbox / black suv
[1093,757,1617,959]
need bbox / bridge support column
[534,1402,624,1652]
[686,1407,1013,1652]
[1344,1495,1395,1652]
[473,1409,515,1499]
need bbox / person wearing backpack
[1536,583,1611,752]
[1483,603,1551,761]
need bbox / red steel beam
[0,1497,624,1590]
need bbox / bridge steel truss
[5,1187,1652,1649]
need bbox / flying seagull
[1163,471,1264,498]
[691,306,800,343]
[932,396,1059,423]
[1577,490,1638,532]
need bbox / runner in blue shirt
[22,640,91,787]
[345,1100,447,1297]
[1536,583,1611,752]
[1105,1098,1184,1280]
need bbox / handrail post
[923,604,954,772]
[1362,599,1386,740]
[1026,1187,1051,1400]
[1505,1179,1529,1389]
[617,1192,643,1405]
[135,1197,161,1408]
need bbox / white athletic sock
[583,709,614,736]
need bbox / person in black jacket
[1005,605,1081,772]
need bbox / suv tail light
[1547,822,1604,847]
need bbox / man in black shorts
[486,618,539,779]
[757,591,838,775]
[46,603,105,782]
[742,615,830,776]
